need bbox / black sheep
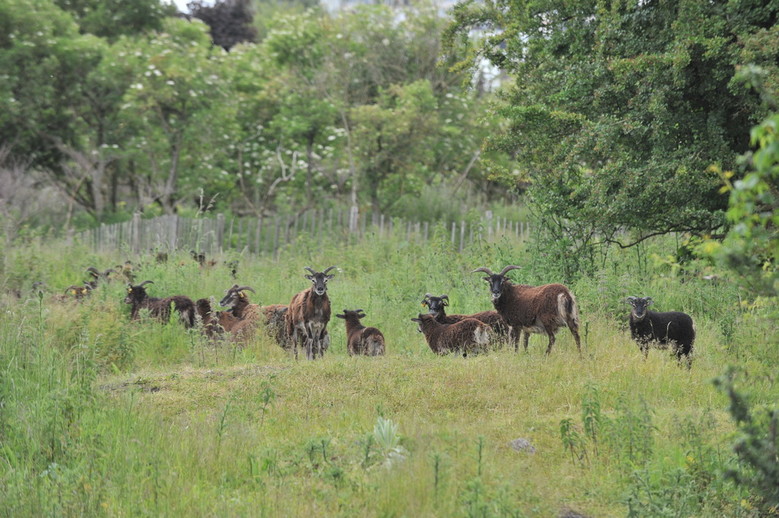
[626,296,695,367]
[124,281,196,328]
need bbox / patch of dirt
[98,364,289,393]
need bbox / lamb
[421,293,510,344]
[625,296,695,367]
[335,309,386,356]
[410,313,491,356]
[472,265,582,355]
[285,266,336,360]
[124,280,196,328]
[218,285,292,347]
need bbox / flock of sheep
[63,261,697,366]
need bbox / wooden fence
[74,209,531,256]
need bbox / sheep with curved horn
[219,284,292,347]
[286,266,336,360]
[124,280,196,328]
[472,265,581,355]
[421,293,509,345]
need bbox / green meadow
[1,230,776,517]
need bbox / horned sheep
[472,265,582,355]
[422,293,510,344]
[124,280,196,328]
[219,284,292,347]
[285,266,336,360]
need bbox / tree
[114,18,234,214]
[0,0,117,218]
[54,0,173,40]
[446,0,779,276]
[706,66,778,298]
[188,0,257,51]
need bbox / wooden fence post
[131,213,141,254]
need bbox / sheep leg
[568,324,582,355]
[522,331,530,352]
[305,334,314,360]
[545,332,556,355]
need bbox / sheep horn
[625,296,637,304]
[472,267,494,275]
[303,266,317,275]
[236,286,255,294]
[498,265,521,276]
[440,294,449,301]
[86,266,100,274]
[138,280,154,287]
[323,266,337,275]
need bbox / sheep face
[410,313,434,332]
[304,266,336,296]
[124,281,153,305]
[422,294,448,318]
[627,296,653,322]
[219,285,255,309]
[473,266,521,303]
[484,274,511,302]
[336,309,366,321]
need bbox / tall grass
[0,232,776,517]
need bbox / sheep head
[473,265,520,302]
[219,284,255,309]
[626,296,653,321]
[410,313,435,332]
[124,281,153,304]
[304,266,336,296]
[336,308,366,320]
[422,294,449,317]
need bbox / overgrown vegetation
[0,229,776,516]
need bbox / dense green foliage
[0,232,777,516]
[707,107,779,298]
[446,0,779,275]
[0,0,501,227]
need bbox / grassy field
[1,230,777,517]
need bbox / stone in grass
[508,438,536,454]
[559,508,590,518]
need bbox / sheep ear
[646,298,654,306]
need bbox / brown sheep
[285,266,336,360]
[421,293,510,344]
[219,285,292,347]
[335,309,386,356]
[472,266,581,355]
[410,313,491,357]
